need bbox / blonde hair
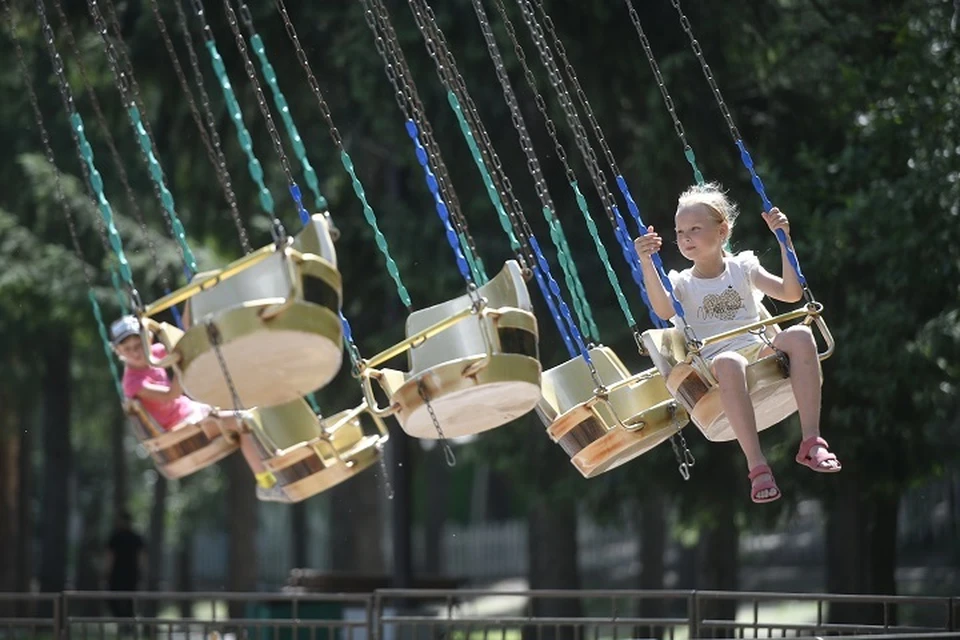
[676,182,739,253]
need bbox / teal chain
[459,231,487,285]
[203,38,275,216]
[5,0,125,400]
[274,0,418,307]
[92,291,124,398]
[111,270,129,314]
[70,112,133,290]
[543,205,599,340]
[448,92,521,254]
[127,104,197,273]
[573,181,636,327]
[340,151,412,306]
[247,31,327,212]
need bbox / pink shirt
[122,343,202,431]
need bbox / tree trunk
[17,419,33,596]
[390,423,412,589]
[826,472,901,626]
[525,497,582,640]
[291,501,308,569]
[226,454,258,619]
[696,457,740,638]
[423,444,449,576]
[329,458,384,575]
[73,479,104,616]
[38,334,72,598]
[639,494,666,639]
[176,533,194,619]
[0,395,19,616]
[112,407,128,519]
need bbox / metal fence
[0,589,956,639]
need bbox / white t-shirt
[666,251,765,360]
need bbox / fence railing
[0,588,956,639]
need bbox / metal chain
[376,439,395,500]
[622,0,704,185]
[6,0,127,399]
[47,0,172,297]
[406,0,536,270]
[668,0,742,143]
[360,0,482,269]
[82,0,197,274]
[490,0,638,334]
[33,0,138,306]
[668,413,695,481]
[530,0,622,179]
[417,379,456,467]
[219,0,306,235]
[268,0,413,309]
[469,0,599,343]
[206,320,247,411]
[149,0,252,254]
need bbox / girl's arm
[634,228,677,321]
[752,209,804,303]
[135,377,183,403]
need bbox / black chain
[32,0,127,290]
[219,0,304,238]
[359,0,481,264]
[5,0,91,287]
[530,0,623,180]
[668,0,742,143]
[81,0,188,266]
[507,0,621,233]
[622,0,694,156]
[48,0,172,298]
[404,0,535,269]
[148,0,252,254]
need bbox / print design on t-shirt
[698,286,745,321]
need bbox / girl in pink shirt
[111,315,286,502]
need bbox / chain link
[406,0,535,271]
[668,0,742,143]
[47,0,171,296]
[417,379,456,467]
[206,320,247,411]
[82,0,197,274]
[622,0,704,185]
[150,0,252,253]
[9,1,127,399]
[34,0,139,306]
[360,0,481,267]
[469,0,598,343]
[220,0,305,234]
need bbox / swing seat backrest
[247,398,325,455]
[187,215,338,323]
[124,399,164,440]
[405,260,531,375]
[539,346,630,419]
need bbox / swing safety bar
[690,302,834,360]
[140,240,291,317]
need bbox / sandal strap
[797,436,830,459]
[748,463,773,480]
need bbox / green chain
[459,230,488,284]
[340,150,412,307]
[448,92,521,254]
[249,34,327,212]
[571,181,635,327]
[543,205,599,341]
[70,112,133,290]
[127,104,197,273]
[111,269,129,314]
[90,291,124,399]
[204,40,275,216]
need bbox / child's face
[675,204,727,261]
[115,335,147,368]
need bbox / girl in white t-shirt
[634,183,841,504]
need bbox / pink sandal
[795,436,842,473]
[748,464,781,504]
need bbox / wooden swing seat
[537,346,688,478]
[246,399,388,502]
[142,214,344,410]
[641,304,832,442]
[364,260,542,440]
[123,399,239,480]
